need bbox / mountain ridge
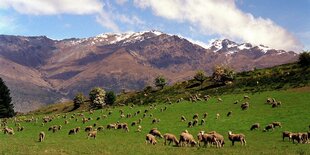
[0,31,298,112]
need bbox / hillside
[0,31,298,112]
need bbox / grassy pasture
[1,90,310,155]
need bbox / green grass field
[1,89,310,155]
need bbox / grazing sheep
[97,126,104,131]
[282,131,292,141]
[131,121,137,126]
[75,127,80,133]
[136,125,142,132]
[243,95,250,100]
[250,123,260,131]
[264,124,274,132]
[179,132,197,147]
[146,134,157,145]
[216,113,220,119]
[241,102,249,110]
[149,128,163,138]
[58,125,62,130]
[234,100,239,104]
[291,133,302,143]
[107,124,117,129]
[227,111,232,117]
[193,113,199,119]
[203,112,208,118]
[68,128,76,135]
[228,131,246,146]
[64,120,69,124]
[39,131,45,142]
[193,119,198,126]
[197,131,219,148]
[87,130,97,139]
[272,122,282,128]
[138,118,142,124]
[85,126,93,132]
[217,97,223,102]
[181,116,186,122]
[300,132,309,143]
[164,133,179,146]
[210,131,225,147]
[17,126,24,132]
[4,127,14,135]
[188,121,193,128]
[200,119,205,125]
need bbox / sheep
[17,126,24,132]
[4,127,14,135]
[38,131,45,142]
[181,116,186,122]
[227,111,232,117]
[87,129,97,139]
[82,118,88,124]
[97,126,104,131]
[210,131,225,147]
[123,124,129,132]
[250,123,260,131]
[203,112,208,118]
[200,119,205,125]
[52,126,58,133]
[197,131,219,148]
[282,131,292,141]
[75,127,80,133]
[64,120,69,124]
[241,102,249,110]
[272,122,282,128]
[149,128,163,138]
[291,133,302,143]
[217,97,223,102]
[68,128,76,135]
[136,125,142,132]
[179,132,197,147]
[216,113,220,119]
[138,118,142,124]
[107,123,117,129]
[263,124,274,132]
[58,125,62,131]
[164,133,179,146]
[193,113,199,119]
[146,134,157,145]
[300,132,309,144]
[228,131,246,146]
[243,95,250,100]
[234,100,239,104]
[193,119,198,126]
[131,121,137,126]
[85,126,93,132]
[188,121,193,128]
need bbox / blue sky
[0,0,309,51]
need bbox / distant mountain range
[0,31,298,112]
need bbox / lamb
[300,132,309,144]
[136,125,142,132]
[217,97,223,102]
[272,122,282,128]
[107,123,117,129]
[4,127,14,135]
[228,131,246,146]
[193,119,198,126]
[203,112,208,118]
[17,126,24,132]
[131,121,137,126]
[97,126,104,131]
[149,128,163,138]
[38,131,45,142]
[188,121,193,128]
[164,133,179,146]
[179,132,197,147]
[87,129,97,139]
[85,126,93,132]
[75,127,80,133]
[282,131,292,141]
[263,124,274,132]
[250,123,260,131]
[146,134,157,145]
[193,113,199,119]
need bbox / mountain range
[0,30,298,112]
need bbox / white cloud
[0,0,120,31]
[0,15,17,33]
[134,0,303,51]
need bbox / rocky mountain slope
[0,31,298,112]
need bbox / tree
[0,77,15,118]
[89,87,106,109]
[298,51,310,67]
[105,91,116,106]
[212,65,235,84]
[194,70,207,85]
[154,75,167,89]
[73,92,85,110]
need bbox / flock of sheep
[0,94,309,151]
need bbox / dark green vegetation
[1,89,310,154]
[0,77,15,118]
[298,51,310,67]
[118,62,310,105]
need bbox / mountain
[0,31,298,112]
